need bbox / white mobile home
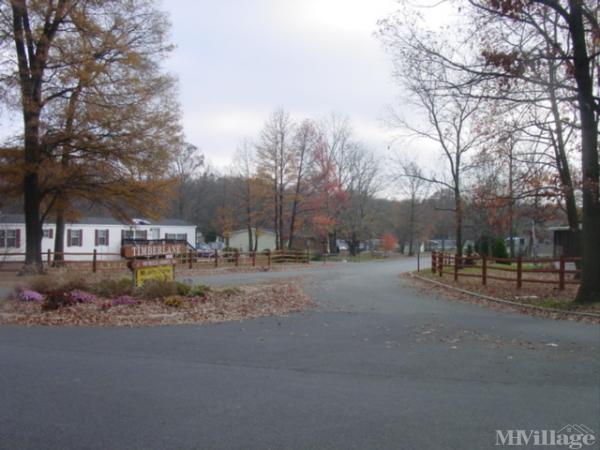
[0,214,196,262]
[228,228,277,252]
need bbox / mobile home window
[42,229,54,239]
[0,229,19,248]
[165,233,187,241]
[96,229,109,246]
[68,229,83,247]
[122,229,147,240]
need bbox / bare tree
[393,161,429,255]
[287,120,318,249]
[256,109,295,250]
[380,0,599,302]
[338,145,381,255]
[231,140,258,251]
[379,23,485,256]
[171,143,205,220]
[317,113,356,253]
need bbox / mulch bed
[405,272,600,324]
[0,282,314,327]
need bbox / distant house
[228,228,276,252]
[336,239,349,252]
[505,236,529,257]
[427,239,457,252]
[0,214,196,262]
[549,226,581,258]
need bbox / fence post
[438,253,444,277]
[431,251,436,274]
[417,248,420,272]
[517,256,522,289]
[188,250,193,269]
[482,255,487,286]
[252,251,256,267]
[267,249,271,268]
[559,255,566,290]
[92,249,97,273]
[454,254,459,281]
[214,250,219,268]
[235,249,239,267]
[47,249,51,265]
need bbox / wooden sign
[122,243,187,258]
[128,259,176,270]
[134,264,174,287]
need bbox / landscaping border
[409,272,600,319]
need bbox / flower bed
[0,276,313,326]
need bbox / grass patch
[320,253,389,262]
[531,298,600,311]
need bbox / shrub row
[16,278,216,310]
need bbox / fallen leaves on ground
[0,282,314,327]
[404,273,600,324]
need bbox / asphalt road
[1,258,599,449]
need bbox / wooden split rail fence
[0,249,310,273]
[431,251,581,291]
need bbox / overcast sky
[0,0,452,177]
[163,0,403,168]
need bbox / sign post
[123,242,183,287]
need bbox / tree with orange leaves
[381,233,398,255]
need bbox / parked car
[196,243,213,258]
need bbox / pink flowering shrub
[17,289,45,303]
[69,290,97,304]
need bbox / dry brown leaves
[0,282,314,327]
[405,273,600,324]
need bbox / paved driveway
[1,258,598,449]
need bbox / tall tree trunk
[508,155,515,258]
[288,145,306,250]
[288,204,298,250]
[245,181,253,252]
[53,206,65,263]
[408,194,416,256]
[547,57,581,265]
[349,233,360,256]
[455,189,463,257]
[22,112,43,271]
[246,226,253,253]
[278,188,284,250]
[273,179,279,250]
[52,83,80,264]
[569,0,600,303]
[23,169,42,271]
[11,1,67,273]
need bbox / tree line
[168,110,382,255]
[378,0,599,303]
